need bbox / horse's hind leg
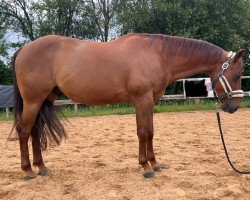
[17,101,42,180]
[31,131,49,176]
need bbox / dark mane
[139,33,223,64]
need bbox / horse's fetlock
[21,162,32,172]
[148,155,156,162]
[139,158,148,166]
[33,160,42,166]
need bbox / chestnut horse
[12,33,245,179]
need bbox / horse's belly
[59,78,128,105]
[79,90,128,105]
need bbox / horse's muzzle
[221,103,239,114]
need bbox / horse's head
[212,49,245,113]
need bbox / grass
[154,99,216,113]
[62,103,135,118]
[1,98,250,121]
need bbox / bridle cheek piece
[212,51,244,101]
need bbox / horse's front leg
[146,125,162,173]
[133,92,159,178]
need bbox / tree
[0,60,12,84]
[83,0,119,41]
[0,0,119,41]
[35,0,82,37]
[36,0,120,41]
[0,0,36,41]
[116,0,250,74]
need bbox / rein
[216,105,250,174]
[212,51,250,174]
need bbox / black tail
[12,48,23,128]
[11,48,67,150]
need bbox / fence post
[183,79,186,99]
[194,98,200,107]
[74,104,78,115]
[6,107,9,118]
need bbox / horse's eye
[233,74,241,82]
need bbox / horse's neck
[153,36,225,83]
[168,56,213,82]
[165,52,225,83]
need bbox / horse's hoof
[153,166,162,172]
[143,171,155,178]
[23,175,36,181]
[38,170,50,176]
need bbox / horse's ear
[233,49,245,62]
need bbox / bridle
[212,51,244,101]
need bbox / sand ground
[0,109,249,200]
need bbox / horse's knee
[137,128,148,139]
[137,128,145,136]
[138,129,154,142]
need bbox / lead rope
[215,103,250,174]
